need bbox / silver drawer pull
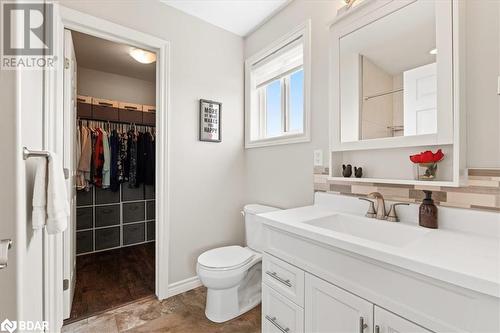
[265,315,290,333]
[266,270,292,287]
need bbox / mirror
[339,1,437,142]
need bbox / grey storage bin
[76,207,93,230]
[123,202,145,223]
[123,223,145,245]
[76,189,93,206]
[122,183,144,201]
[146,201,155,220]
[147,221,155,241]
[95,187,120,204]
[95,205,120,227]
[95,227,120,250]
[145,185,155,200]
[76,231,93,254]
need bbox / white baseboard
[166,276,202,298]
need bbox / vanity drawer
[262,284,304,333]
[263,253,305,307]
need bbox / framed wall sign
[199,99,222,142]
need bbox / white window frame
[245,20,311,148]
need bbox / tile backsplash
[314,168,500,212]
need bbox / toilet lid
[198,246,254,270]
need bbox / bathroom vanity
[259,193,500,333]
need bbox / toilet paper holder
[0,239,13,270]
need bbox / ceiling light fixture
[129,48,156,64]
[429,48,437,55]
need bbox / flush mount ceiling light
[129,48,156,64]
[429,48,438,55]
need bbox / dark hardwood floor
[66,242,155,323]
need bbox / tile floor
[62,287,261,333]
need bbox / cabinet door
[305,273,372,333]
[374,306,432,333]
[262,284,304,333]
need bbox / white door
[374,306,432,333]
[62,28,77,319]
[305,273,373,333]
[403,62,437,136]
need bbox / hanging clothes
[102,129,111,189]
[118,131,128,183]
[144,132,155,186]
[136,132,145,187]
[76,120,155,192]
[128,129,138,188]
[77,126,92,190]
[93,128,105,188]
[110,130,120,192]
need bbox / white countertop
[259,204,500,298]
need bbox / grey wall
[77,67,156,105]
[61,0,245,284]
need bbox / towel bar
[23,147,51,160]
[23,147,69,179]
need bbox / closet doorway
[63,30,158,323]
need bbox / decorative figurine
[342,164,352,177]
[354,167,363,178]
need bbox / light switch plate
[313,149,323,166]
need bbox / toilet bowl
[197,204,280,323]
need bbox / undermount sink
[303,213,431,247]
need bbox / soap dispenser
[419,190,438,229]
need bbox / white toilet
[196,204,279,323]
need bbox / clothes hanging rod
[364,88,403,101]
[23,147,50,160]
[77,117,155,127]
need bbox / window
[245,21,310,148]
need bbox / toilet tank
[243,204,280,253]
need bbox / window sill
[245,133,310,149]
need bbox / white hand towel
[46,153,70,234]
[32,158,47,229]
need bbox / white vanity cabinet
[262,254,434,333]
[374,306,432,333]
[304,273,373,333]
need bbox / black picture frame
[199,99,222,142]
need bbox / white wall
[61,0,245,284]
[465,0,500,168]
[77,67,156,105]
[0,66,19,322]
[244,0,344,208]
[244,0,500,209]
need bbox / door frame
[48,4,171,327]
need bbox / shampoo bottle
[419,190,438,229]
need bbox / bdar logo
[0,319,17,333]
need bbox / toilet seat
[198,246,254,271]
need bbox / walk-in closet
[65,30,157,323]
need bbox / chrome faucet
[367,192,386,220]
